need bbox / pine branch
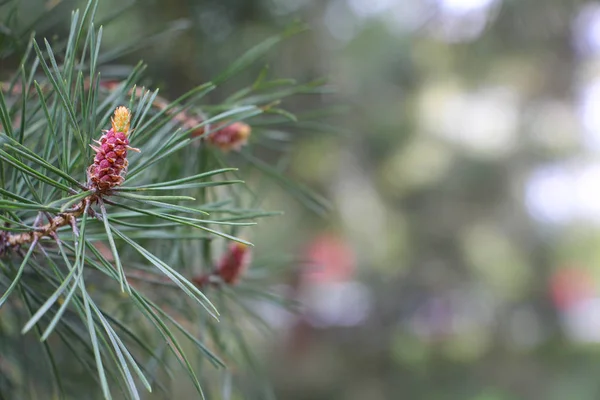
[0,1,331,397]
[1,77,256,152]
[0,106,136,254]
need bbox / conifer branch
[0,196,93,251]
[1,78,253,151]
[0,106,135,254]
[0,5,318,396]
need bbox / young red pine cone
[205,121,251,152]
[191,242,252,287]
[215,242,252,285]
[88,106,140,192]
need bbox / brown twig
[0,195,97,254]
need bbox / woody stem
[1,195,97,253]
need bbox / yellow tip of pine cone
[111,106,131,134]
[235,122,251,140]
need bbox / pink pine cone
[89,130,130,190]
[205,121,251,152]
[88,106,139,192]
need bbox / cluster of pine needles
[0,0,332,398]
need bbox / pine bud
[88,106,139,192]
[191,243,251,288]
[207,121,251,152]
[216,242,251,285]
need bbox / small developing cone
[88,106,140,192]
[215,242,252,285]
[192,242,252,287]
[206,121,251,152]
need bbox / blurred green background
[11,0,600,398]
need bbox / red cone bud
[216,243,251,285]
[206,122,251,152]
[88,106,139,192]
